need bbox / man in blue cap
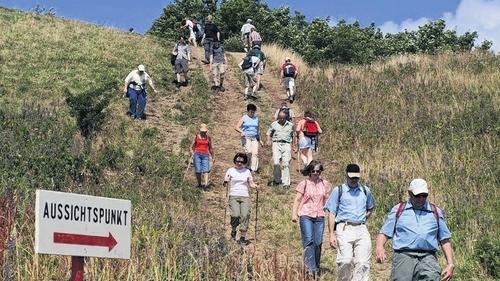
[376,178,455,281]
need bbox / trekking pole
[223,182,229,227]
[182,155,193,181]
[254,188,259,242]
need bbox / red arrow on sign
[53,232,118,251]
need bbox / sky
[1,0,499,50]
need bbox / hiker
[239,54,260,100]
[223,153,258,245]
[189,123,214,191]
[182,18,198,47]
[249,27,262,48]
[274,101,296,124]
[266,111,296,188]
[201,15,220,64]
[240,19,255,52]
[324,164,376,281]
[123,64,158,120]
[296,111,322,169]
[172,36,191,89]
[280,57,298,102]
[292,160,332,277]
[209,41,227,92]
[248,45,266,92]
[235,103,262,172]
[376,178,455,281]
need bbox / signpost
[35,190,131,280]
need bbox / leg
[289,78,295,97]
[136,92,146,119]
[239,197,251,235]
[307,148,314,165]
[299,216,317,274]
[203,40,212,63]
[336,224,355,281]
[127,89,138,117]
[193,153,202,186]
[281,144,292,186]
[242,137,252,169]
[219,64,225,90]
[272,143,282,184]
[250,138,259,172]
[352,226,372,281]
[200,154,210,187]
[212,64,220,87]
[312,217,325,273]
[414,254,441,281]
[229,197,241,231]
[390,252,418,281]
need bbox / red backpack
[303,119,319,137]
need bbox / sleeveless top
[241,115,259,137]
[194,134,210,155]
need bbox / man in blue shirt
[376,178,455,281]
[324,164,375,281]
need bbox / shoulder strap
[393,201,407,237]
[430,203,440,239]
[335,184,343,215]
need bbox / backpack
[278,107,291,121]
[334,184,369,230]
[283,63,296,77]
[241,56,253,70]
[192,20,199,33]
[303,119,319,137]
[393,201,440,237]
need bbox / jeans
[127,88,146,119]
[299,216,325,274]
[193,153,210,173]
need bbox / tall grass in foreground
[264,43,499,280]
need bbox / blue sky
[1,0,499,49]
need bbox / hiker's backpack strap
[333,184,342,231]
[393,201,407,237]
[430,203,441,240]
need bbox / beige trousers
[241,137,259,171]
[336,223,372,281]
[212,63,225,86]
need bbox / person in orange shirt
[189,124,214,190]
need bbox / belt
[339,221,364,226]
[273,140,290,143]
[395,249,436,254]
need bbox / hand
[441,264,454,281]
[329,233,337,249]
[223,181,228,187]
[240,131,246,137]
[266,140,271,146]
[259,141,264,147]
[293,147,298,153]
[376,247,387,264]
[292,214,298,223]
[154,89,158,94]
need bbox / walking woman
[224,153,257,245]
[189,123,214,190]
[235,103,262,172]
[292,160,332,277]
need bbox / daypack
[192,20,199,33]
[279,107,291,121]
[393,201,440,237]
[283,63,296,77]
[170,53,177,65]
[241,56,253,70]
[303,118,319,137]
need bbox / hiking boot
[211,85,218,91]
[289,95,294,103]
[243,94,249,100]
[238,237,250,246]
[219,85,226,92]
[175,82,181,89]
[140,115,147,120]
[250,92,257,99]
[283,185,290,189]
[230,230,237,240]
[182,81,188,87]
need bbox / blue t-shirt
[241,114,259,137]
[323,183,375,224]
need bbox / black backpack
[283,63,296,77]
[241,56,253,70]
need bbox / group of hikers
[122,16,455,281]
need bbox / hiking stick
[223,182,228,227]
[254,188,259,242]
[182,156,193,181]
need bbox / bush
[224,35,244,52]
[476,236,499,277]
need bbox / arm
[440,240,455,281]
[147,78,158,93]
[217,31,220,41]
[123,72,132,93]
[209,54,213,70]
[327,212,337,248]
[376,234,390,263]
[235,117,245,136]
[208,138,214,161]
[189,136,196,155]
[291,192,303,223]
[315,121,323,134]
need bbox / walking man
[248,27,262,48]
[172,36,191,89]
[209,41,227,92]
[248,45,266,92]
[241,19,255,52]
[324,164,375,281]
[201,15,220,64]
[280,57,298,102]
[235,104,262,172]
[123,64,158,120]
[376,178,455,281]
[274,101,295,124]
[239,54,260,100]
[266,111,296,188]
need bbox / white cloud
[379,0,500,51]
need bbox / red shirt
[194,134,210,155]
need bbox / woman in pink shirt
[292,160,332,277]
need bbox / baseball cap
[346,164,361,178]
[246,19,252,23]
[199,123,208,132]
[408,178,429,195]
[138,64,145,71]
[285,57,291,62]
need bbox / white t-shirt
[241,23,255,34]
[125,70,150,91]
[185,19,194,30]
[224,167,253,197]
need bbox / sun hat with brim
[408,178,429,195]
[199,123,208,132]
[138,64,146,71]
[346,163,361,178]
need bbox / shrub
[224,35,244,52]
[476,236,499,278]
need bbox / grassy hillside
[264,45,499,280]
[0,7,228,280]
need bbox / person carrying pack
[296,111,322,169]
[235,104,262,173]
[172,36,191,89]
[248,45,266,92]
[292,160,332,278]
[239,54,260,100]
[273,102,295,124]
[189,124,214,191]
[201,15,220,64]
[324,164,376,281]
[376,178,455,281]
[241,19,255,52]
[249,27,262,48]
[280,57,298,102]
[183,17,198,47]
[123,64,158,120]
[210,41,227,92]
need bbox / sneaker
[238,237,250,246]
[230,230,237,240]
[140,115,147,120]
[243,94,249,100]
[175,82,181,89]
[250,92,257,99]
[182,81,188,87]
[211,85,218,91]
[219,85,226,92]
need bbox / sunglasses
[311,170,322,174]
[348,177,360,180]
[235,160,245,164]
[413,193,428,198]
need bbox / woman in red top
[190,123,214,190]
[292,160,332,277]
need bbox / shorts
[175,58,189,74]
[189,28,196,41]
[256,63,264,75]
[283,77,295,89]
[193,153,210,173]
[243,69,256,87]
[298,136,316,150]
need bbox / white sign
[35,190,131,259]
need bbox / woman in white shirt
[223,153,257,245]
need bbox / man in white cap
[280,57,298,102]
[123,64,158,120]
[376,178,455,281]
[241,19,255,52]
